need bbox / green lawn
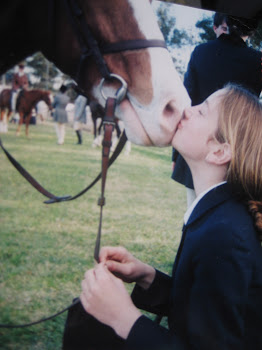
[0,121,186,349]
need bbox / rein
[0,0,167,328]
[0,131,127,204]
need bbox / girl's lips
[177,120,183,130]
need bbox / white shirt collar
[184,182,226,224]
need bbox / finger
[99,246,120,262]
[99,246,127,263]
[105,260,125,273]
[94,262,111,281]
[107,259,132,273]
[95,263,125,289]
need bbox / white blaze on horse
[119,3,190,145]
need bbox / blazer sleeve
[127,222,252,350]
[129,270,186,349]
[131,269,172,316]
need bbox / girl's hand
[99,246,156,289]
[80,263,141,339]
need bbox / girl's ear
[206,142,231,165]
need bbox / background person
[73,94,88,145]
[213,12,229,37]
[53,84,70,145]
[11,61,29,122]
[172,14,262,207]
[80,84,262,350]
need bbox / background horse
[0,88,52,137]
[0,89,13,133]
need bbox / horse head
[46,0,191,147]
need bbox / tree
[195,16,216,42]
[156,3,194,48]
[154,2,199,76]
[1,52,72,92]
[26,52,71,91]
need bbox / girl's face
[172,89,225,162]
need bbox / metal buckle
[99,73,127,104]
[103,121,115,126]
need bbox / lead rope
[94,97,116,262]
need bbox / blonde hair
[215,83,262,240]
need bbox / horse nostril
[164,101,176,118]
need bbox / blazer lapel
[172,184,233,277]
[186,183,233,227]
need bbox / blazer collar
[218,33,247,48]
[186,183,233,227]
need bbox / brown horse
[0,1,260,147]
[0,88,52,137]
[0,0,192,147]
[0,89,12,128]
[0,1,259,147]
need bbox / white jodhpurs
[55,123,65,145]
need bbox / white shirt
[184,182,227,225]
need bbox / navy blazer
[127,184,262,350]
[184,33,262,105]
[172,34,262,189]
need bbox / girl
[80,84,262,350]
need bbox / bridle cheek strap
[94,97,117,262]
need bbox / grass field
[0,121,186,349]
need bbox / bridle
[0,0,167,328]
[63,0,167,82]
